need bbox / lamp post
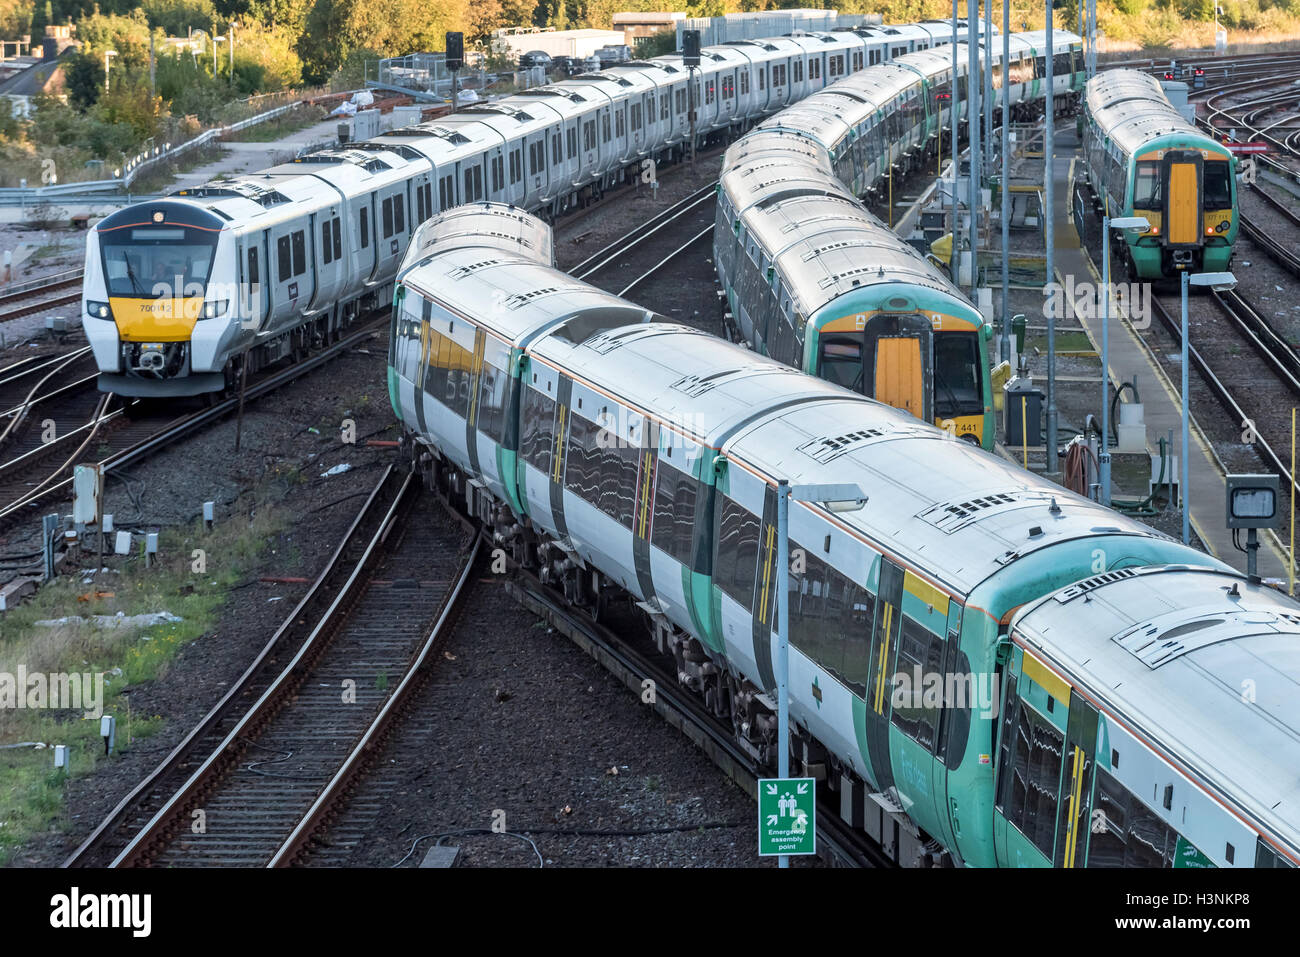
[1181,270,1237,541]
[775,479,867,869]
[104,49,117,90]
[1000,0,1010,362]
[950,0,959,281]
[1099,215,1149,505]
[967,0,980,298]
[1045,0,1058,476]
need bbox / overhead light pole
[774,480,867,869]
[1099,215,1149,505]
[1045,0,1058,476]
[104,49,117,90]
[1181,271,1238,541]
[967,0,980,298]
[950,0,959,281]
[1000,0,1010,362]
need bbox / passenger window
[248,246,259,287]
[277,235,291,282]
[321,221,332,265]
[713,494,760,612]
[651,462,698,566]
[359,207,370,249]
[291,230,305,276]
[394,195,404,234]
[382,197,393,239]
[332,218,342,260]
[890,616,944,749]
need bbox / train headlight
[86,300,112,320]
[200,300,228,319]
[1217,219,1231,233]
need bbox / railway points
[3,9,1300,893]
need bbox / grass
[0,494,289,865]
[222,105,329,144]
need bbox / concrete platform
[1050,124,1289,583]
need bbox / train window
[552,133,562,165]
[520,385,556,473]
[359,207,369,249]
[852,50,862,71]
[1001,701,1064,860]
[381,197,393,239]
[247,247,259,288]
[332,218,342,261]
[465,166,483,202]
[476,361,509,444]
[415,184,425,223]
[321,221,332,265]
[509,150,521,184]
[1205,161,1232,209]
[277,235,291,281]
[1053,52,1070,76]
[758,67,766,90]
[934,332,984,419]
[787,548,871,695]
[394,195,405,234]
[1132,161,1161,208]
[705,80,714,106]
[794,59,803,83]
[631,103,641,132]
[1086,768,1180,867]
[994,675,1020,813]
[819,337,864,391]
[810,58,820,80]
[423,183,432,217]
[598,432,639,529]
[869,48,881,66]
[651,461,697,565]
[740,71,749,96]
[566,128,577,159]
[529,141,543,176]
[1033,55,1046,79]
[1256,839,1296,868]
[602,112,611,143]
[661,94,669,121]
[890,616,944,750]
[675,89,686,114]
[616,109,626,138]
[491,155,504,192]
[583,120,596,151]
[713,494,760,612]
[564,412,602,505]
[291,231,305,276]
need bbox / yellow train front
[1081,70,1237,280]
[84,202,246,397]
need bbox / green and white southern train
[1080,69,1237,279]
[388,203,1298,868]
[714,30,1086,450]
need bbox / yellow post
[1291,407,1296,595]
[1022,394,1028,470]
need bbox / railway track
[65,466,480,867]
[506,576,892,868]
[570,184,717,297]
[0,269,83,324]
[0,321,383,531]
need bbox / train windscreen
[934,332,984,419]
[1204,161,1232,209]
[101,226,219,298]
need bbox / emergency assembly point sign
[758,776,816,857]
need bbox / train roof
[532,323,862,449]
[399,202,553,279]
[718,396,1202,597]
[1086,69,1217,157]
[1010,565,1300,861]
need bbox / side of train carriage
[83,18,1002,398]
[387,204,1299,869]
[713,29,1084,451]
[1080,69,1237,279]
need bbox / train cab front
[84,201,236,397]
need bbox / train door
[242,231,269,332]
[863,556,904,794]
[304,211,320,312]
[355,194,376,285]
[1057,696,1099,867]
[1164,151,1203,251]
[876,337,924,418]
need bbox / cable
[1110,380,1140,445]
[1062,438,1097,496]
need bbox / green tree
[299,0,471,82]
[140,0,218,34]
[64,50,103,107]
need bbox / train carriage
[387,203,1300,869]
[1081,69,1237,278]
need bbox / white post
[1000,0,1011,362]
[1181,271,1191,543]
[775,478,790,870]
[1044,1,1058,474]
[967,0,980,297]
[1100,216,1111,505]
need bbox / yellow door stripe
[758,524,775,624]
[1021,653,1072,707]
[873,604,893,713]
[552,406,567,483]
[1063,744,1085,868]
